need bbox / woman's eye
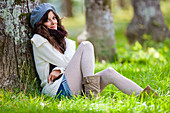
[53,17,56,20]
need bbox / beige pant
[65,41,143,95]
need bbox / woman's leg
[65,41,95,95]
[65,41,143,96]
[95,68,143,96]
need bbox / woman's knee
[106,67,115,73]
[80,41,94,51]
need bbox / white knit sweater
[31,34,76,96]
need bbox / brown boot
[82,75,100,99]
[140,85,158,98]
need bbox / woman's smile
[50,26,56,29]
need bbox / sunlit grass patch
[1,58,169,113]
[0,56,169,112]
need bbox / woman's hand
[48,70,61,83]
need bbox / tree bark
[126,0,170,44]
[62,0,73,17]
[77,0,117,62]
[0,0,39,91]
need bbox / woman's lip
[50,26,56,29]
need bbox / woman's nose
[51,20,54,25]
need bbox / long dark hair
[32,10,68,54]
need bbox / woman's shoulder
[31,34,48,47]
[65,38,75,44]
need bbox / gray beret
[30,3,56,28]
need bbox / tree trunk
[77,0,117,62]
[126,0,170,44]
[62,0,73,17]
[0,0,39,91]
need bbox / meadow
[0,1,170,113]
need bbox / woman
[30,3,158,98]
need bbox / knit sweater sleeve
[65,38,76,60]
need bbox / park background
[0,0,170,112]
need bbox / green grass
[0,1,170,113]
[0,62,169,112]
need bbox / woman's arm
[35,38,76,68]
[31,35,76,83]
[48,70,61,83]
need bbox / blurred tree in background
[48,0,84,17]
[62,0,73,17]
[41,0,73,17]
[78,0,117,62]
[126,0,170,44]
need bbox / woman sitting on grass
[30,3,158,99]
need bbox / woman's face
[43,11,58,30]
